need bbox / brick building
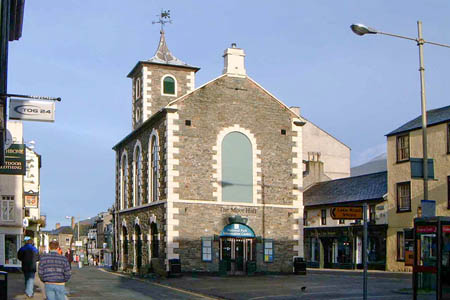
[113,30,350,275]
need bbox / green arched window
[222,132,253,203]
[163,76,175,95]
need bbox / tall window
[303,210,308,226]
[263,239,274,263]
[397,231,405,261]
[447,123,450,153]
[369,205,376,223]
[135,77,141,99]
[151,223,159,258]
[448,176,450,209]
[134,145,142,206]
[162,76,175,95]
[1,196,15,221]
[397,182,411,212]
[121,155,128,210]
[222,132,253,203]
[396,134,410,162]
[321,209,327,225]
[201,237,213,262]
[150,136,159,202]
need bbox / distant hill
[351,153,387,177]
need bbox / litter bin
[169,259,182,277]
[293,257,306,275]
[247,261,257,275]
[0,271,7,300]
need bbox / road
[65,266,211,300]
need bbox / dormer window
[162,75,176,96]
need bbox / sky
[7,1,450,229]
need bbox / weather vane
[152,9,172,32]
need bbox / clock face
[5,129,12,150]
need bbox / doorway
[220,237,254,275]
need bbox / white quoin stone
[222,43,246,77]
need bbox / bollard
[0,271,7,300]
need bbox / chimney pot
[55,223,60,229]
[231,43,237,48]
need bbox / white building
[0,121,24,268]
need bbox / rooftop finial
[152,9,172,33]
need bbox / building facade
[113,31,349,275]
[0,121,24,268]
[304,172,387,270]
[386,105,450,271]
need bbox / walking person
[38,241,71,300]
[17,236,39,298]
[65,249,73,269]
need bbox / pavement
[7,270,46,300]
[7,266,420,300]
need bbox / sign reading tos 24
[330,206,363,220]
[9,99,55,122]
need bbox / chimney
[290,106,300,116]
[55,223,60,229]
[71,217,75,229]
[223,43,246,77]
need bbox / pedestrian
[57,246,63,255]
[38,240,71,300]
[17,236,39,298]
[65,249,73,269]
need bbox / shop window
[321,209,327,225]
[201,237,213,262]
[1,196,15,221]
[222,132,253,203]
[397,182,411,212]
[162,76,175,95]
[397,231,405,261]
[264,239,274,263]
[309,238,320,263]
[396,134,410,162]
[369,205,376,223]
[5,235,19,265]
[150,135,159,202]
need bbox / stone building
[385,105,450,272]
[113,30,350,275]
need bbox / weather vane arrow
[152,9,172,32]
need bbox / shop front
[305,225,387,270]
[219,222,256,275]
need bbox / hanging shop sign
[9,99,55,122]
[0,144,26,175]
[330,206,363,220]
[220,223,255,238]
[24,194,38,208]
[443,226,450,233]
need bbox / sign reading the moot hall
[330,206,363,220]
[0,144,26,175]
[9,99,55,122]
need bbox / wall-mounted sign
[417,225,436,233]
[330,206,363,220]
[443,226,450,233]
[24,195,38,208]
[220,223,255,238]
[9,99,55,122]
[0,144,26,175]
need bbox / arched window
[221,132,253,203]
[135,77,141,99]
[151,222,159,258]
[121,153,128,210]
[149,136,159,202]
[134,145,142,206]
[162,76,175,95]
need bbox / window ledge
[396,259,405,262]
[396,209,411,213]
[396,159,410,164]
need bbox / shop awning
[220,223,255,238]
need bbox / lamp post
[351,21,450,204]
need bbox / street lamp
[351,21,450,204]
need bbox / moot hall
[112,26,350,274]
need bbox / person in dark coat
[17,237,39,298]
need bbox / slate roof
[386,105,450,136]
[304,171,387,207]
[43,226,73,235]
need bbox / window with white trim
[1,196,15,221]
[121,155,128,210]
[134,145,142,206]
[135,77,141,99]
[150,136,159,202]
[201,237,213,262]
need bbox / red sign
[417,225,436,233]
[443,225,450,233]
